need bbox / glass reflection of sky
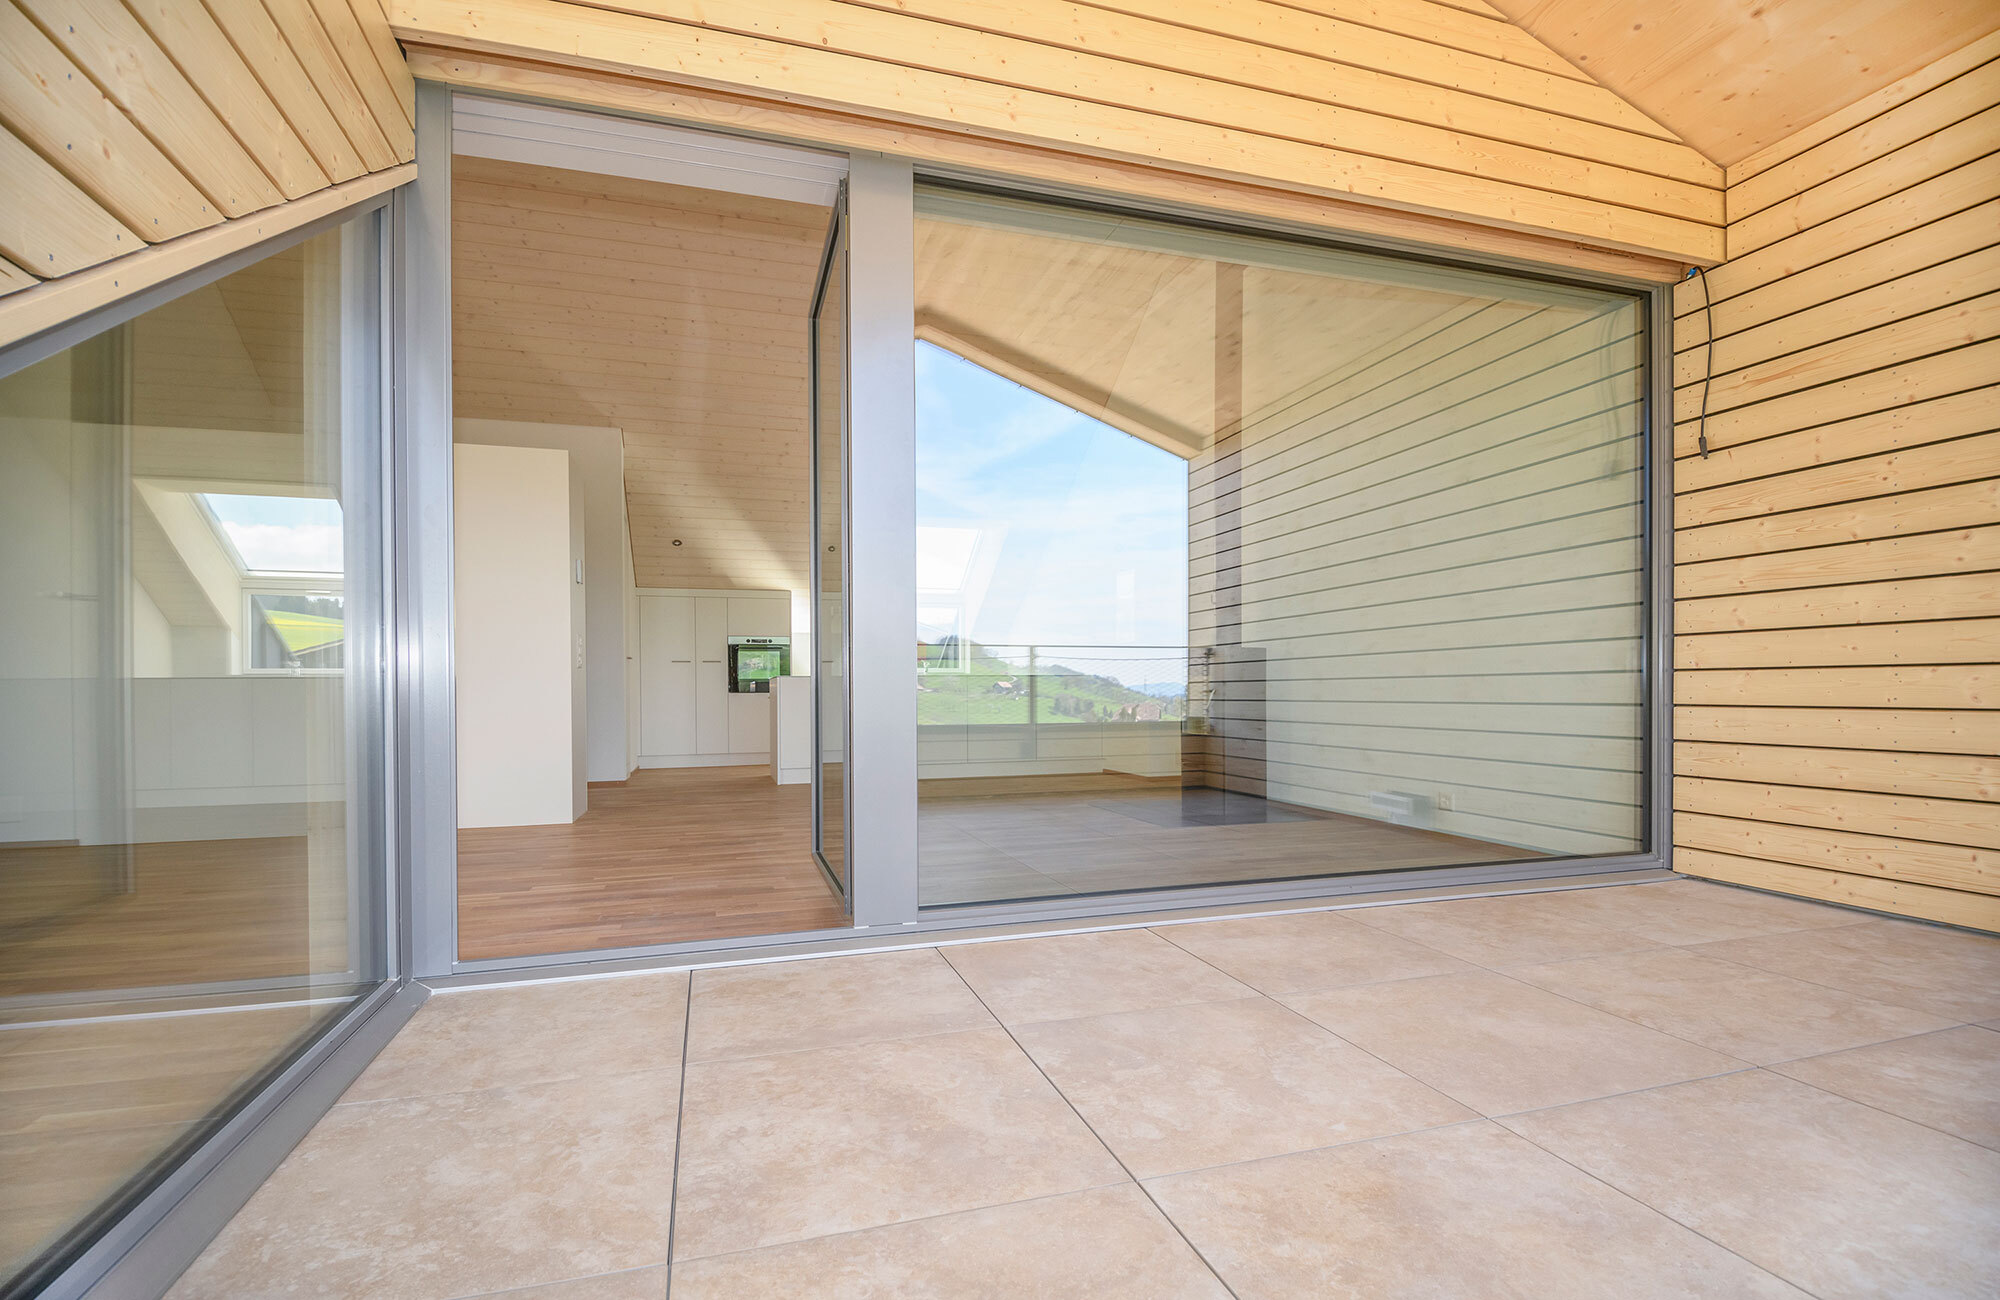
[916,340,1189,655]
[200,493,344,574]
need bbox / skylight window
[199,494,343,575]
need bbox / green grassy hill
[917,641,1184,726]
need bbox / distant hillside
[917,639,1185,725]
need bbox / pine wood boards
[0,0,414,319]
[1484,1,2000,168]
[388,0,1724,263]
[1670,40,2000,931]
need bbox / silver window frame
[2,191,420,1300]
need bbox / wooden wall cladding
[0,0,413,301]
[387,0,1725,265]
[1671,35,2000,933]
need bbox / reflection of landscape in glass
[249,593,345,670]
[917,639,1187,726]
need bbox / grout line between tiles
[933,946,1244,1300]
[1492,1085,1835,1300]
[333,1060,686,1111]
[1757,1053,2000,1154]
[447,1262,668,1300]
[1661,927,1996,1022]
[1156,919,1765,1125]
[662,975,694,1299]
[659,1179,1131,1271]
[1307,893,1959,1069]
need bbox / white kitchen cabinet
[695,596,728,755]
[728,693,769,754]
[638,595,693,757]
[636,589,790,767]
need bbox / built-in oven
[727,636,790,693]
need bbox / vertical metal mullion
[400,80,460,977]
[1645,283,1676,870]
[843,154,918,928]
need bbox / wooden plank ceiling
[451,155,828,593]
[1486,0,2000,168]
[390,0,1726,265]
[0,0,413,295]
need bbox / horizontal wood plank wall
[1671,41,2000,933]
[1190,293,1648,857]
[387,0,1725,265]
[0,0,413,332]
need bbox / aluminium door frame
[806,180,849,903]
[399,81,1674,980]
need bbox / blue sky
[200,493,344,573]
[914,341,1189,662]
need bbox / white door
[695,596,728,753]
[639,595,694,756]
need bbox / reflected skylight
[199,494,343,574]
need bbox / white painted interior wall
[453,443,584,828]
[455,418,633,782]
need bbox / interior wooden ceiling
[451,155,1572,597]
[1484,0,2000,167]
[451,155,828,594]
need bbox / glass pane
[914,186,1645,907]
[812,219,848,890]
[0,221,386,1289]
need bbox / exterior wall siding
[1670,37,2000,932]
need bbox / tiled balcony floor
[170,880,2000,1298]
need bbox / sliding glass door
[909,184,1648,908]
[810,194,851,897]
[0,212,391,1292]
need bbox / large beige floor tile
[1283,971,1743,1115]
[1151,909,1472,994]
[1512,947,1954,1065]
[169,1069,679,1300]
[1772,1026,2000,1150]
[1015,997,1472,1177]
[672,1027,1124,1259]
[941,929,1251,1025]
[1534,880,1861,945]
[1503,1070,2000,1299]
[343,973,688,1103]
[672,1185,1228,1299]
[1347,891,1663,967]
[1147,1121,1806,1298]
[687,949,992,1062]
[1690,919,2000,1022]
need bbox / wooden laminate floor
[456,766,848,961]
[456,766,1540,958]
[0,834,348,1000]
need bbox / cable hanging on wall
[1688,265,1716,458]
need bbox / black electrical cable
[1692,264,1716,458]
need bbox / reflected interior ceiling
[915,207,1495,462]
[453,158,1628,593]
